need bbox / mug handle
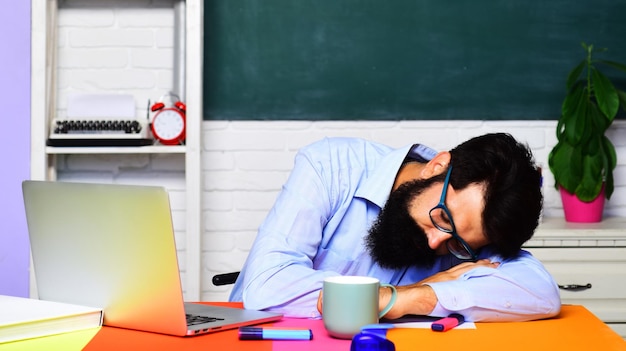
[378,283,397,318]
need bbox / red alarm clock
[150,92,186,145]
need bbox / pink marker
[431,313,465,332]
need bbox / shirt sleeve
[230,140,344,317]
[425,250,561,321]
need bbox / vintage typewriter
[47,93,154,147]
[47,118,152,147]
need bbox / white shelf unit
[30,0,204,301]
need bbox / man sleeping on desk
[229,133,561,322]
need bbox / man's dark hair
[449,133,542,258]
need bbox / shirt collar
[355,143,437,208]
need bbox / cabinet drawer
[527,247,626,324]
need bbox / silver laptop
[22,180,282,336]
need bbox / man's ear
[420,151,451,179]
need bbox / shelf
[527,217,626,248]
[31,0,203,301]
[46,145,186,155]
[535,217,626,238]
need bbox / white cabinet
[29,0,203,301]
[526,217,626,338]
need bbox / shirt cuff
[423,266,497,315]
[425,281,474,312]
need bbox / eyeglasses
[428,166,478,261]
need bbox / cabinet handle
[558,283,592,291]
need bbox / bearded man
[229,133,560,322]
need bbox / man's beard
[365,176,441,269]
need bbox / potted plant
[548,42,626,222]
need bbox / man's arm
[380,260,500,319]
[380,252,561,322]
[314,259,500,318]
[318,254,560,322]
[231,139,355,317]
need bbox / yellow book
[0,295,103,344]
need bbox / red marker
[431,313,465,332]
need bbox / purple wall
[0,0,31,296]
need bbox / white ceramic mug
[322,276,397,339]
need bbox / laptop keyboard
[186,314,225,326]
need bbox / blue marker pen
[238,327,313,340]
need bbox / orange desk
[82,303,625,351]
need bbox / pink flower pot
[559,186,605,223]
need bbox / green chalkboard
[203,0,626,120]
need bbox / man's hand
[417,259,500,285]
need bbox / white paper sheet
[67,93,135,120]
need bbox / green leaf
[555,118,566,141]
[591,67,619,120]
[575,139,604,201]
[575,178,603,202]
[588,102,610,132]
[605,171,614,200]
[565,144,584,190]
[617,90,626,111]
[601,136,617,199]
[548,141,582,192]
[566,60,585,90]
[598,59,626,74]
[601,135,618,171]
[561,82,587,144]
[548,143,568,190]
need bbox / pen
[431,313,465,332]
[238,327,313,340]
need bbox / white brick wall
[56,0,175,118]
[52,1,626,302]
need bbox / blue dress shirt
[229,137,560,321]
